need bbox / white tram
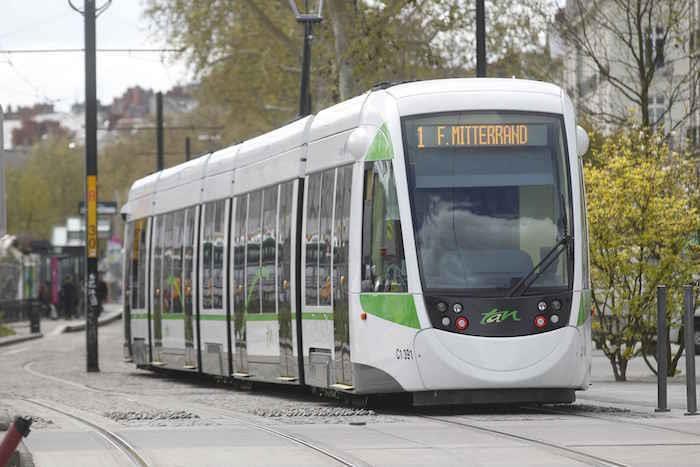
[122,78,592,405]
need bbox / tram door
[333,166,353,387]
[303,165,353,389]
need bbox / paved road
[2,319,700,466]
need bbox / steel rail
[419,414,628,467]
[22,360,362,467]
[520,404,700,439]
[21,398,149,467]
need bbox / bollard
[0,416,32,466]
[656,285,670,412]
[684,285,698,415]
[28,300,40,334]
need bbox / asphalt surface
[2,315,700,466]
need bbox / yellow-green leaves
[586,128,699,380]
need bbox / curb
[0,333,43,348]
[62,312,122,333]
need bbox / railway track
[418,414,628,467]
[20,398,150,467]
[21,360,364,467]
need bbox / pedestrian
[96,273,108,317]
[60,276,77,319]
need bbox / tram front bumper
[413,326,588,390]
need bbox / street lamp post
[288,0,323,117]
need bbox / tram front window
[402,112,572,296]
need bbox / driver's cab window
[362,161,407,292]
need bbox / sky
[0,0,189,112]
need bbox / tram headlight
[551,299,562,311]
[453,303,463,314]
[441,316,451,327]
[550,314,560,324]
[436,301,448,313]
[537,300,548,312]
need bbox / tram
[121,78,592,405]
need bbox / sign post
[84,0,99,372]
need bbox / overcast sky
[0,0,189,112]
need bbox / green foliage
[586,128,700,380]
[7,137,82,239]
[145,0,560,140]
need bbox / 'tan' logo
[481,308,521,325]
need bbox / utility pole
[0,104,6,237]
[476,0,487,77]
[156,92,164,171]
[185,136,191,162]
[70,0,111,373]
[289,0,323,117]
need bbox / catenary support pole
[156,91,164,171]
[299,21,314,117]
[84,0,99,373]
[656,285,669,412]
[684,285,698,415]
[185,136,191,162]
[475,0,486,77]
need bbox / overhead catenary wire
[0,48,183,54]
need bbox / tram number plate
[395,348,414,360]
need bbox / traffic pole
[684,285,698,415]
[475,0,487,77]
[0,416,32,466]
[84,0,100,373]
[656,285,669,412]
[156,92,164,171]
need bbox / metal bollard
[0,416,32,466]
[656,285,670,412]
[684,285,698,416]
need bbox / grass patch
[0,312,15,337]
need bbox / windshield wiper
[506,235,572,298]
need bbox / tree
[585,127,699,380]
[6,137,82,239]
[557,0,696,132]
[145,0,561,140]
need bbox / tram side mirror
[576,125,590,157]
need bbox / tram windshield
[402,112,572,296]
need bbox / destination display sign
[415,123,548,149]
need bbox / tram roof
[384,78,563,99]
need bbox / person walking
[60,276,77,319]
[96,273,108,317]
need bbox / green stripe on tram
[359,293,420,329]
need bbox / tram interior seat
[432,248,534,289]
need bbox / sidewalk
[0,303,122,347]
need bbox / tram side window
[233,196,247,315]
[579,160,590,289]
[361,161,407,293]
[127,219,146,310]
[162,213,174,314]
[212,199,226,309]
[183,208,195,316]
[333,166,352,304]
[305,172,322,306]
[247,191,262,314]
[318,170,334,306]
[278,182,294,316]
[201,204,214,309]
[152,215,164,314]
[136,219,147,309]
[261,186,278,314]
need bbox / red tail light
[534,315,547,329]
[455,316,469,331]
